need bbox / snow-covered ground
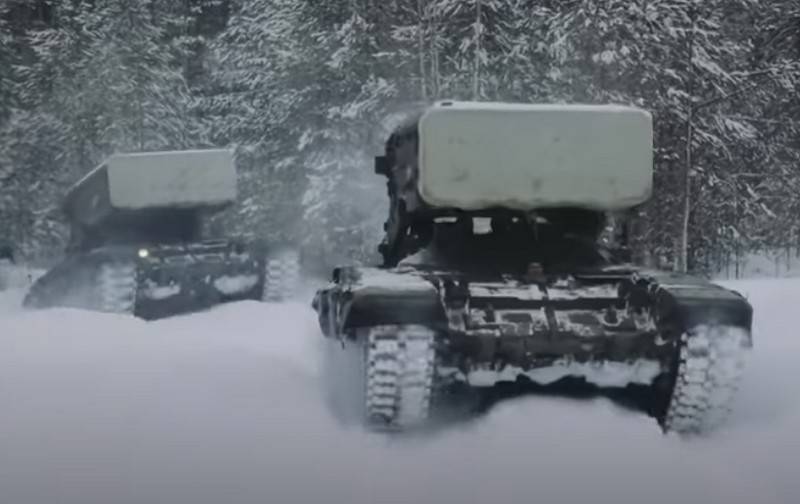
[715,249,800,280]
[0,278,797,504]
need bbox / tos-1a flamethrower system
[24,149,299,320]
[312,101,753,436]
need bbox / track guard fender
[312,266,446,338]
[651,282,753,347]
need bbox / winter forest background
[0,0,798,277]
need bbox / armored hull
[24,240,300,320]
[315,100,753,436]
[313,263,752,435]
[24,149,302,319]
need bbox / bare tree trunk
[417,0,428,101]
[679,109,693,272]
[734,187,740,278]
[183,0,191,81]
[677,3,697,273]
[136,88,145,150]
[472,0,482,100]
[429,3,440,98]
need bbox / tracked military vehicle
[24,149,300,320]
[313,101,753,436]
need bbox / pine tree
[202,0,309,247]
[294,0,404,269]
[0,4,14,125]
[1,0,799,270]
[421,0,518,100]
[1,0,199,257]
[0,1,94,257]
[91,0,195,151]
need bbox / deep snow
[0,278,797,504]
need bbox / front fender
[652,283,753,346]
[312,266,446,337]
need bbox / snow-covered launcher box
[416,101,654,212]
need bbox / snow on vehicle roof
[66,149,238,211]
[416,101,653,212]
[429,100,642,113]
[352,267,436,293]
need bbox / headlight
[137,248,149,258]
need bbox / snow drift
[0,279,797,504]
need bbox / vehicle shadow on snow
[321,378,665,440]
[423,378,663,436]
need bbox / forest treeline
[0,0,798,275]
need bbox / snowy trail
[0,289,25,315]
[0,279,798,504]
